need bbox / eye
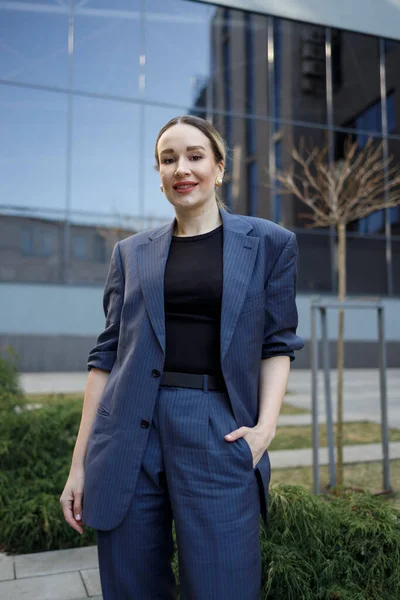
[162,157,175,164]
[190,154,203,161]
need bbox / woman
[60,115,304,599]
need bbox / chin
[169,195,204,209]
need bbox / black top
[164,225,223,376]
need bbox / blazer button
[141,420,150,429]
[152,369,161,378]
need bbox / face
[157,123,224,211]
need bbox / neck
[173,202,222,237]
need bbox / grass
[25,393,84,405]
[279,401,309,415]
[271,460,400,509]
[25,393,310,415]
[270,421,400,451]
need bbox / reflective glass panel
[0,1,69,88]
[274,19,327,124]
[388,139,400,234]
[208,9,270,117]
[274,124,329,229]
[347,233,387,295]
[70,96,140,225]
[393,236,400,296]
[144,0,216,111]
[73,0,141,98]
[209,114,270,218]
[332,30,381,131]
[295,230,332,293]
[334,132,385,234]
[0,85,67,210]
[385,40,400,135]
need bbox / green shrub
[0,399,96,553]
[257,485,400,600]
[0,346,24,411]
[1,400,400,599]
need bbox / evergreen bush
[1,399,400,599]
[0,399,96,553]
[0,346,24,412]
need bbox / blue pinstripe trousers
[96,384,262,599]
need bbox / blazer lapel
[220,210,259,361]
[138,221,174,355]
[138,209,259,362]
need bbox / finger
[225,426,248,441]
[61,502,84,534]
[73,492,83,522]
[60,497,84,535]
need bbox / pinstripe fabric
[82,208,304,532]
[97,386,261,600]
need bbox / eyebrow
[159,145,206,155]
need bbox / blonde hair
[154,115,227,210]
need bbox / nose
[175,157,190,176]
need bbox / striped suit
[82,207,304,598]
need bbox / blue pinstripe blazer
[83,207,304,531]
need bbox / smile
[173,183,198,193]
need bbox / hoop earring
[160,184,164,193]
[215,176,223,187]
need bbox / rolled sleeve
[261,233,304,362]
[87,243,124,372]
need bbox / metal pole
[325,27,337,295]
[267,17,277,223]
[379,38,393,297]
[63,0,75,284]
[378,305,391,491]
[138,0,146,229]
[311,301,320,494]
[321,307,336,488]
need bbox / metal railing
[310,298,390,494]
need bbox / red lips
[173,181,198,189]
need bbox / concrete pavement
[0,547,102,600]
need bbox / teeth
[176,184,195,189]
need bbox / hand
[60,465,85,535]
[224,425,275,468]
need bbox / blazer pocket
[239,291,265,315]
[96,403,111,417]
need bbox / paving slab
[15,546,98,579]
[0,553,14,582]
[0,572,86,600]
[277,413,381,426]
[19,372,88,395]
[80,569,101,597]
[269,441,400,469]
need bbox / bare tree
[274,137,400,486]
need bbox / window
[387,92,396,133]
[274,139,282,223]
[38,230,54,257]
[72,234,89,260]
[274,19,327,123]
[247,161,258,216]
[21,226,34,256]
[93,234,106,264]
[222,10,232,148]
[333,31,380,130]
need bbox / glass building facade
[1,0,400,294]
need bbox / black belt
[160,371,227,392]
